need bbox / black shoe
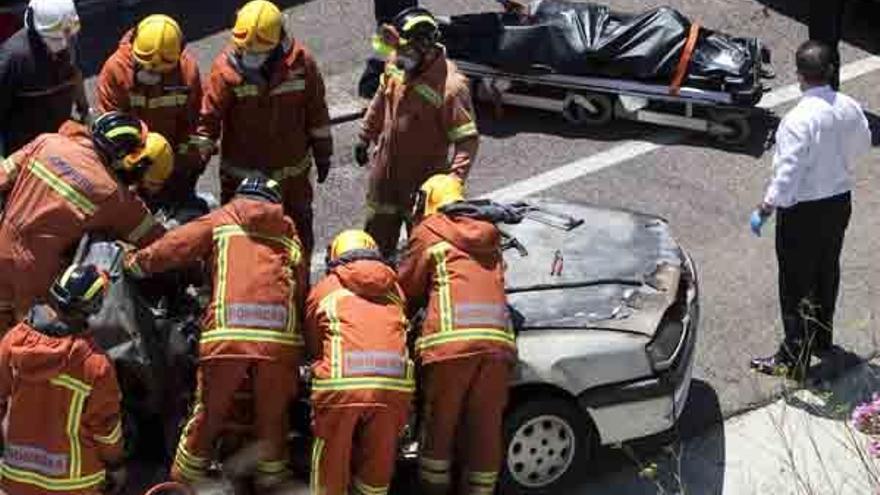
[750,354,805,380]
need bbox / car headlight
[646,319,685,372]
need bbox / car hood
[502,199,684,338]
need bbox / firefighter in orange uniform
[0,112,172,333]
[355,7,479,257]
[197,0,333,255]
[96,14,205,204]
[304,230,414,495]
[125,177,307,490]
[398,175,516,495]
[0,263,125,495]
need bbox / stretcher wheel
[561,93,614,127]
[709,112,751,145]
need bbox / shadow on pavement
[784,349,880,421]
[754,0,880,56]
[476,103,780,158]
[575,379,726,494]
[75,0,311,77]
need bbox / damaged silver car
[496,198,699,494]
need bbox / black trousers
[809,0,847,90]
[775,192,851,363]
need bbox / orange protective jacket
[0,307,123,494]
[0,122,164,316]
[398,214,516,365]
[128,197,307,363]
[197,41,332,203]
[359,51,479,213]
[95,30,203,156]
[305,258,414,409]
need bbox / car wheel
[499,397,595,495]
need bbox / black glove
[354,142,370,167]
[315,159,331,183]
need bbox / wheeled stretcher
[439,0,775,143]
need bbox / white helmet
[27,0,80,48]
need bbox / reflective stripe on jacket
[398,214,516,364]
[129,197,307,362]
[305,259,414,407]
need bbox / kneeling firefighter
[0,112,172,333]
[125,177,307,490]
[305,230,414,495]
[0,263,126,495]
[398,174,522,495]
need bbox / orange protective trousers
[418,356,511,495]
[310,405,408,495]
[171,359,296,485]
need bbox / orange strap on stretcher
[669,22,701,96]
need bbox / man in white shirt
[750,40,872,378]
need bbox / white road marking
[309,55,880,268]
[486,55,880,202]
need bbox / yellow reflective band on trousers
[94,420,123,446]
[29,160,97,216]
[414,84,443,108]
[310,437,325,494]
[468,470,500,493]
[257,459,288,474]
[353,477,388,495]
[127,214,157,244]
[428,242,454,333]
[419,457,451,485]
[233,84,260,98]
[448,122,478,142]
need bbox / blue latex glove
[750,209,768,237]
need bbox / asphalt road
[62,0,880,492]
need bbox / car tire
[499,397,596,495]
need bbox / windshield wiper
[509,202,584,231]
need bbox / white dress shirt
[764,85,872,208]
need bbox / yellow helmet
[328,230,379,263]
[122,132,174,194]
[232,0,283,53]
[417,174,465,218]
[132,14,183,72]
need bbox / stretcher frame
[454,59,765,144]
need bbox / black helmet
[49,264,109,316]
[392,7,439,49]
[90,111,148,163]
[236,176,282,204]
